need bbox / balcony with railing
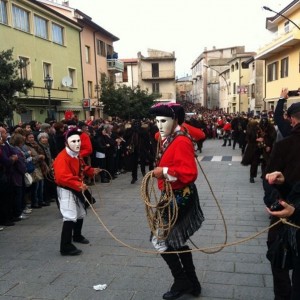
[160,92,174,99]
[256,25,300,60]
[141,70,175,80]
[107,59,124,73]
[18,86,73,101]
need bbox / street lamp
[203,64,230,95]
[44,74,53,118]
[263,6,300,30]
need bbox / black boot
[161,252,193,300]
[73,219,89,244]
[60,221,82,256]
[178,246,201,297]
[222,140,227,147]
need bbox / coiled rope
[140,171,178,241]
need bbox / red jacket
[53,149,94,192]
[79,132,93,158]
[157,135,197,190]
[223,122,232,132]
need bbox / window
[52,23,63,45]
[152,82,159,93]
[122,66,128,82]
[284,21,289,33]
[43,62,51,79]
[281,57,289,78]
[19,57,29,79]
[68,68,76,87]
[251,84,255,98]
[12,5,30,32]
[233,82,236,94]
[34,15,48,39]
[0,0,8,25]
[87,81,93,98]
[85,46,90,63]
[267,62,278,82]
[152,63,159,78]
[107,44,113,57]
[97,40,106,57]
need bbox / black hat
[287,102,300,117]
[78,121,87,129]
[66,120,77,126]
[64,127,81,142]
[149,103,185,125]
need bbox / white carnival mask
[67,134,81,153]
[156,116,174,138]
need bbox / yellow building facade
[256,1,300,111]
[0,0,84,123]
[41,0,123,120]
[227,53,255,113]
[138,49,176,103]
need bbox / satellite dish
[61,76,72,87]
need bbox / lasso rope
[91,169,113,186]
[84,136,300,254]
[140,172,178,241]
[84,183,300,255]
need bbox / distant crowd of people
[0,104,278,229]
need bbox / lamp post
[44,74,53,118]
[203,64,229,95]
[263,6,300,30]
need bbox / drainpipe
[239,58,241,113]
[93,30,99,117]
[78,28,86,119]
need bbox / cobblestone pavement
[0,139,274,300]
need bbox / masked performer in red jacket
[53,128,101,256]
[149,103,205,300]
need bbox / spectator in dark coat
[274,88,292,140]
[265,102,300,300]
[0,126,21,226]
[52,122,66,158]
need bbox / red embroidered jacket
[157,135,197,190]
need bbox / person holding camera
[274,88,293,140]
[265,101,300,300]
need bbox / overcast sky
[68,0,291,78]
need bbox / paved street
[0,139,274,300]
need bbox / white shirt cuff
[163,167,177,182]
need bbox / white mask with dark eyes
[67,134,81,153]
[156,116,174,138]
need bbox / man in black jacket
[265,101,300,300]
[274,88,293,140]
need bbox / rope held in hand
[140,171,178,241]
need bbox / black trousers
[268,221,300,300]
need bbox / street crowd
[1,88,300,299]
[0,101,282,230]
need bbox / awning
[56,106,83,112]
